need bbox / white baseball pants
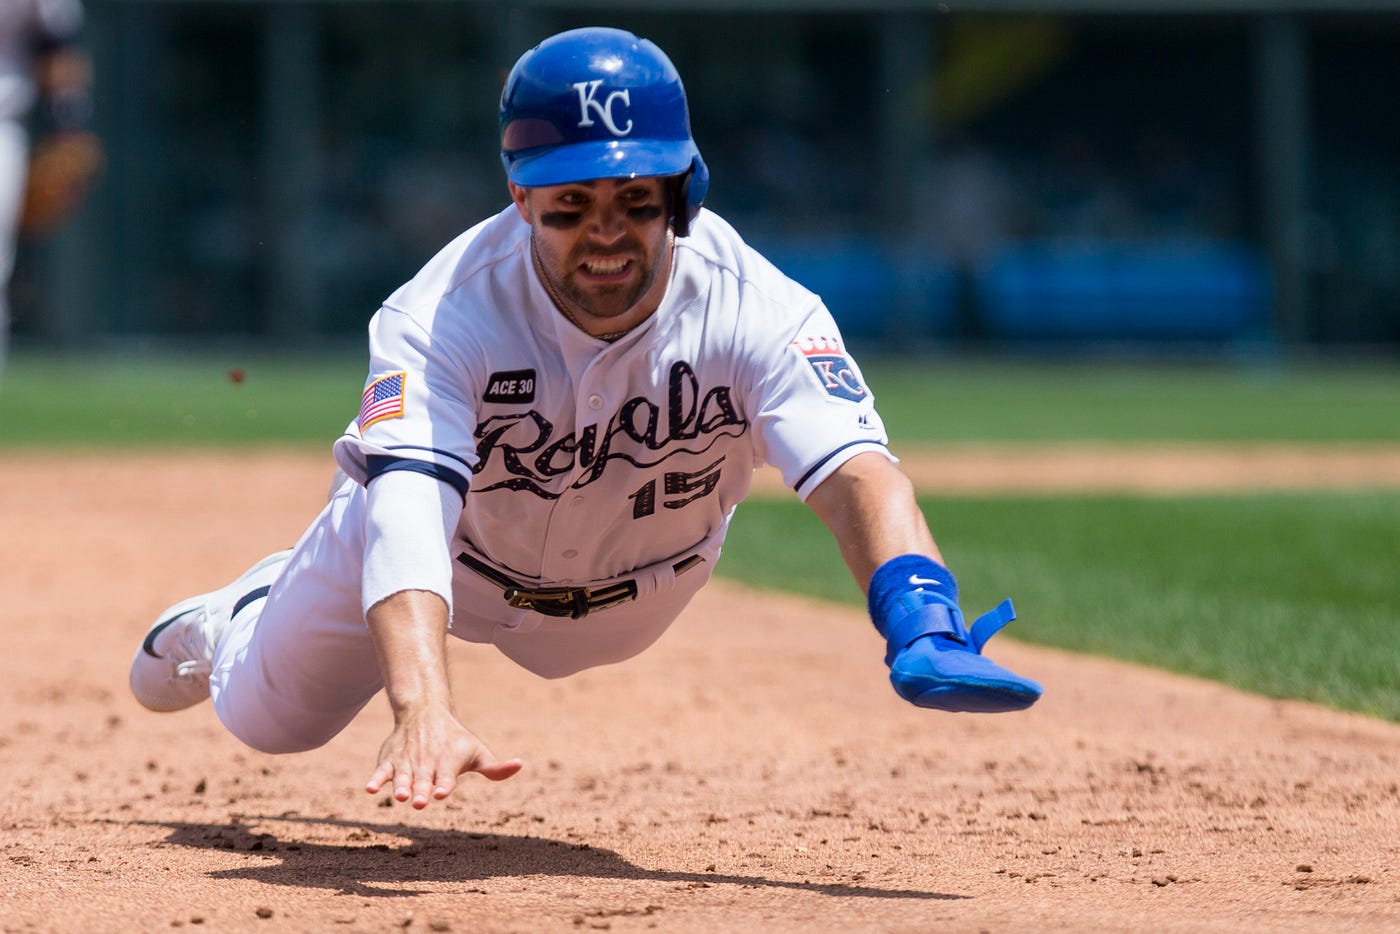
[208,479,722,754]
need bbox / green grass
[5,350,1400,446]
[0,350,364,447]
[860,356,1400,443]
[716,492,1400,722]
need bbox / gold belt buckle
[459,550,704,621]
[503,586,592,619]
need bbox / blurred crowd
[12,6,1399,347]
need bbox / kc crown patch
[792,335,868,403]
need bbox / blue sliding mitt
[868,555,1042,713]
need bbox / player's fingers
[431,768,457,801]
[447,733,524,784]
[410,773,436,809]
[364,760,395,795]
[474,756,524,782]
[392,763,416,802]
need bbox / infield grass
[5,349,1400,446]
[0,349,364,447]
[861,355,1400,443]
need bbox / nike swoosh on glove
[886,600,1043,713]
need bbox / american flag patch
[358,372,406,431]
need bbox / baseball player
[130,27,1042,810]
[0,0,97,386]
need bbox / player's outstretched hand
[886,602,1043,712]
[365,703,522,809]
[867,555,1043,714]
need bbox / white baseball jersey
[0,0,84,121]
[199,205,899,751]
[0,0,83,385]
[333,205,892,587]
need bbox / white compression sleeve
[362,469,462,620]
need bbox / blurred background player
[0,0,100,387]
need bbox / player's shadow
[139,814,964,901]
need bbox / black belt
[456,551,705,620]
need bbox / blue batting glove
[868,556,1043,713]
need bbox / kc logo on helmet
[793,335,868,403]
[573,80,633,136]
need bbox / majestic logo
[793,335,868,403]
[473,360,746,499]
[483,369,537,404]
[573,79,633,136]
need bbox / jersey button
[571,495,585,506]
[587,394,604,410]
[561,549,579,559]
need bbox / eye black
[539,211,583,229]
[626,204,664,222]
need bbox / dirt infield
[3,448,1399,933]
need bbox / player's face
[512,177,673,325]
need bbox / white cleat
[129,550,292,712]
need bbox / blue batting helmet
[499,27,710,235]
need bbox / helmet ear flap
[670,156,709,238]
[670,175,692,238]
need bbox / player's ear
[508,182,531,223]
